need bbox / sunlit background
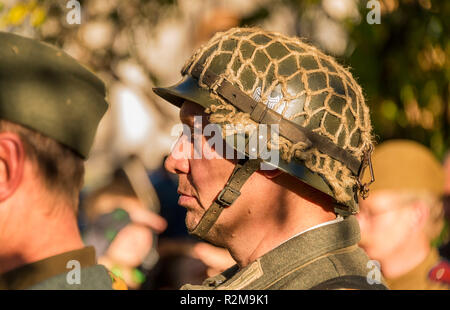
[0,0,448,189]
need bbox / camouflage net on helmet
[182,27,373,209]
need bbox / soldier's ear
[0,133,24,202]
[261,168,283,179]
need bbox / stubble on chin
[185,209,202,232]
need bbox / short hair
[0,120,85,209]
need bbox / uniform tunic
[0,246,126,290]
[181,216,387,290]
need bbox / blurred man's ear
[409,200,430,231]
[0,133,25,202]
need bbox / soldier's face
[164,101,238,236]
[357,191,417,261]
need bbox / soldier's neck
[0,200,84,275]
[225,200,336,268]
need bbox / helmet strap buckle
[217,185,241,207]
[356,144,375,199]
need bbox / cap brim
[153,76,217,109]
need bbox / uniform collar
[282,215,344,245]
[206,215,361,290]
[0,246,97,290]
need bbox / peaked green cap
[0,32,108,159]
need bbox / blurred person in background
[83,159,211,290]
[82,164,167,289]
[0,32,116,289]
[357,139,450,290]
[142,238,209,290]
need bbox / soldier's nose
[165,136,190,175]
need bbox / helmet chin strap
[190,158,262,239]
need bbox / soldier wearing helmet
[357,139,450,290]
[154,27,386,289]
[0,32,125,290]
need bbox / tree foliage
[1,0,448,159]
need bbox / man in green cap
[357,139,449,290]
[154,27,387,289]
[0,32,124,289]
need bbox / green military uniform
[0,247,126,290]
[154,28,386,290]
[0,32,116,289]
[182,216,386,290]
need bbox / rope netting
[182,27,374,211]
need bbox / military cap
[362,139,444,196]
[0,32,108,159]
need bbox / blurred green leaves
[0,0,448,159]
[346,0,449,159]
[381,100,398,121]
[0,0,47,29]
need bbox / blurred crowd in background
[0,0,449,289]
